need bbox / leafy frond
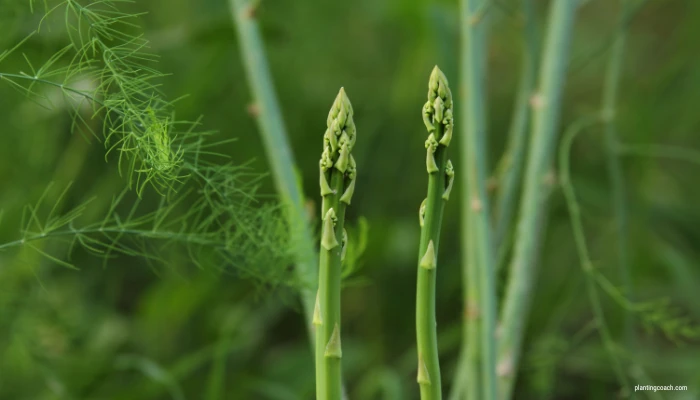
[0,0,303,292]
[0,0,194,195]
[0,174,298,289]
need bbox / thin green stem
[417,67,454,400]
[459,1,497,399]
[0,73,111,111]
[601,0,638,357]
[496,2,578,399]
[315,89,356,400]
[493,0,538,268]
[229,0,318,337]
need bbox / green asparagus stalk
[315,88,357,400]
[416,66,455,400]
[497,1,578,399]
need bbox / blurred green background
[1,0,700,399]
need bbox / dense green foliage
[2,0,700,399]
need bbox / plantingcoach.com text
[635,385,688,392]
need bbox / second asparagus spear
[416,66,455,400]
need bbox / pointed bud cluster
[423,66,454,173]
[320,88,357,205]
[321,88,356,173]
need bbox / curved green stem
[558,116,630,395]
[496,2,578,399]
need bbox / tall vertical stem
[493,0,538,263]
[601,0,634,351]
[230,0,317,335]
[459,1,497,399]
[497,2,578,399]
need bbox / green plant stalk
[493,0,538,264]
[458,1,497,399]
[230,0,317,334]
[601,0,633,350]
[496,2,578,399]
[416,66,455,400]
[315,89,357,400]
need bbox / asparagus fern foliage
[315,88,357,400]
[0,0,299,289]
[0,0,190,195]
[416,66,454,400]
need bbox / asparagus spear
[315,88,357,400]
[416,66,455,400]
